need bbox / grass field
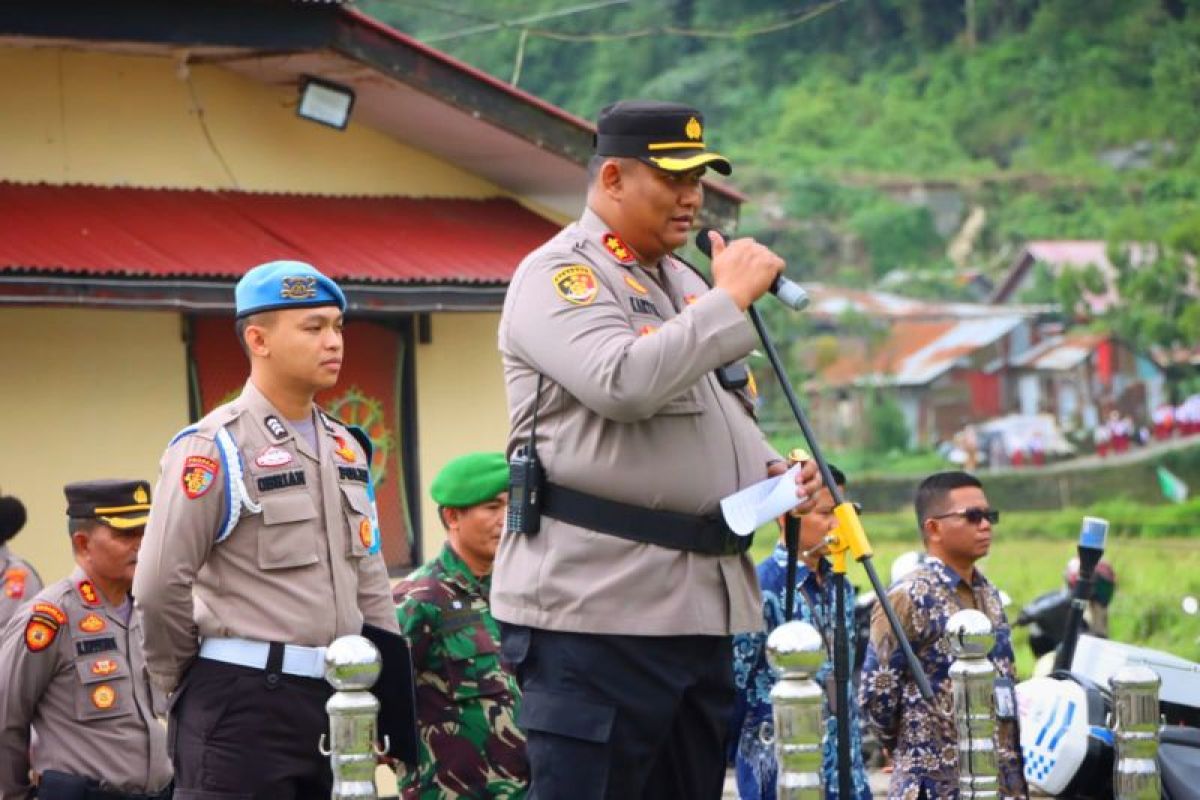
[748,526,1200,679]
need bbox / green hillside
[364,0,1200,289]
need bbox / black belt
[541,481,752,556]
[37,771,172,800]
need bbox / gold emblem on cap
[133,486,148,504]
[685,116,702,141]
[280,276,318,300]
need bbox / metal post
[320,635,389,800]
[1110,665,1162,800]
[947,609,999,799]
[766,620,828,800]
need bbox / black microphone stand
[1053,519,1108,673]
[745,304,933,798]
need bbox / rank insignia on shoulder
[684,293,699,306]
[182,455,219,499]
[638,325,659,336]
[264,415,288,440]
[4,567,27,599]
[624,274,649,295]
[91,683,117,710]
[332,435,357,464]
[79,613,106,633]
[91,658,119,676]
[76,580,101,607]
[255,445,293,468]
[552,265,600,306]
[602,232,636,265]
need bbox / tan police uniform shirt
[0,546,42,630]
[134,379,399,695]
[493,208,780,637]
[0,567,171,799]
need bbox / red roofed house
[0,0,744,580]
[797,286,1034,447]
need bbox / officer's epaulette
[167,401,246,447]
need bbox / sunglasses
[932,507,1000,525]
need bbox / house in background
[795,286,1035,448]
[0,0,747,581]
[1011,332,1165,431]
[793,280,1168,450]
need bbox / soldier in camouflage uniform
[394,452,528,799]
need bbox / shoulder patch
[182,455,220,499]
[552,264,600,306]
[32,601,67,625]
[24,602,66,652]
[3,567,27,599]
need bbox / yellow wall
[0,47,526,571]
[0,308,190,584]
[0,46,499,197]
[413,312,508,562]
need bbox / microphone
[694,228,810,311]
[1053,516,1109,672]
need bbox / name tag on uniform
[76,636,118,656]
[257,470,306,493]
[442,609,484,633]
[994,676,1017,720]
[338,466,370,484]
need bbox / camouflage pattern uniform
[394,543,528,799]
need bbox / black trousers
[169,658,333,800]
[500,624,735,800]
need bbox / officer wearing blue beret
[136,260,401,799]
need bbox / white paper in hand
[720,464,806,536]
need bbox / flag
[1156,466,1189,504]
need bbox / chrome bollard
[320,635,389,800]
[766,620,827,800]
[1110,665,1162,800]
[947,609,999,799]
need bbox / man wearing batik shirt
[859,471,1027,800]
[730,464,871,799]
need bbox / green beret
[430,452,509,508]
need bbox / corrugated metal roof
[895,315,1024,385]
[819,315,1024,388]
[0,182,560,284]
[1012,332,1107,371]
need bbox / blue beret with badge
[430,452,509,508]
[235,260,347,319]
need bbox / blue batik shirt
[858,557,1027,800]
[730,543,872,800]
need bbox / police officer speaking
[134,261,400,799]
[0,479,172,800]
[493,100,822,799]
